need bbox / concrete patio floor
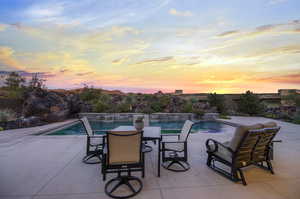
[0,116,299,199]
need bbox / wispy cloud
[0,70,55,78]
[217,30,240,37]
[135,56,174,64]
[0,46,25,70]
[22,0,172,28]
[0,24,7,31]
[112,57,129,65]
[76,72,94,76]
[268,0,288,5]
[217,19,300,40]
[254,72,300,84]
[169,8,193,17]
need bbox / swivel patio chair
[133,115,153,153]
[206,123,280,185]
[80,117,105,164]
[161,120,194,172]
[102,130,145,199]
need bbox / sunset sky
[0,0,299,93]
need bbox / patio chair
[80,117,105,164]
[133,115,153,152]
[161,120,194,172]
[206,124,280,185]
[102,130,145,199]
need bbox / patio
[0,116,299,199]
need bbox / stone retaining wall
[78,113,195,122]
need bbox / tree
[4,72,25,90]
[237,91,264,115]
[207,93,226,114]
[4,72,26,99]
[28,73,46,90]
[79,85,101,102]
[284,93,300,124]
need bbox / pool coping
[42,119,239,136]
[39,119,82,135]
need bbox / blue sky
[0,0,299,93]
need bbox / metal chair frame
[80,118,105,164]
[102,131,145,199]
[206,127,280,185]
[161,121,194,172]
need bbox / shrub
[293,117,300,124]
[193,110,204,119]
[237,91,264,115]
[182,102,193,113]
[116,103,131,113]
[219,114,231,119]
[0,109,16,122]
[93,101,109,112]
[208,93,227,114]
[79,85,102,102]
[0,127,4,131]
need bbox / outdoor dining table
[111,126,162,177]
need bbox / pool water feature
[48,120,226,135]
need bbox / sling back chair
[206,123,280,185]
[102,130,145,199]
[133,115,153,153]
[161,120,194,172]
[80,117,105,164]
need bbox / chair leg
[231,167,238,181]
[238,169,247,186]
[207,154,212,167]
[266,160,274,174]
[105,176,143,199]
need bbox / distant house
[174,90,183,95]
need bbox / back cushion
[262,122,277,128]
[229,123,264,151]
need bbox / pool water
[48,121,226,135]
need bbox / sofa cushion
[262,122,277,128]
[214,142,232,163]
[229,123,264,151]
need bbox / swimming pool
[47,120,227,135]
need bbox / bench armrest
[205,139,234,154]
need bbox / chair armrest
[102,145,107,154]
[161,133,180,137]
[162,141,186,144]
[89,135,105,138]
[272,140,282,143]
[161,133,180,141]
[93,130,105,132]
[205,139,234,154]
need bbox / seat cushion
[229,123,264,151]
[164,142,185,152]
[213,141,232,163]
[90,137,103,146]
[262,122,277,128]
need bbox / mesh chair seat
[209,141,232,163]
[164,142,185,152]
[90,137,103,146]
